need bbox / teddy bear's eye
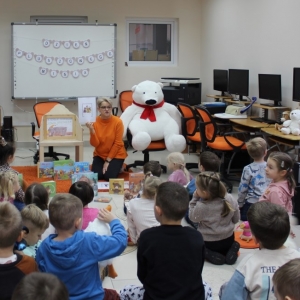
[143,92,145,94]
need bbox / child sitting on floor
[120,182,212,300]
[272,258,300,300]
[24,183,55,240]
[0,136,25,210]
[21,204,49,258]
[189,172,240,265]
[69,181,98,230]
[127,176,161,245]
[238,137,271,221]
[124,160,162,215]
[0,202,38,300]
[36,193,127,300]
[167,152,192,186]
[259,151,296,215]
[12,272,69,300]
[0,170,20,203]
[220,202,300,300]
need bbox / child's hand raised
[97,208,117,223]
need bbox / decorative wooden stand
[39,104,83,162]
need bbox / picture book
[126,172,145,200]
[38,162,54,178]
[41,181,56,198]
[18,173,23,188]
[74,161,90,173]
[109,178,124,195]
[71,172,98,197]
[94,196,112,203]
[53,159,74,180]
[78,97,97,124]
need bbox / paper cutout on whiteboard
[25,53,33,60]
[64,41,71,49]
[50,70,58,78]
[97,53,104,61]
[72,70,80,78]
[56,57,64,66]
[42,39,91,49]
[82,40,90,48]
[15,49,23,58]
[34,54,44,63]
[87,55,95,63]
[81,69,89,77]
[76,57,85,65]
[39,67,48,75]
[66,57,75,65]
[106,50,114,58]
[53,41,61,49]
[43,39,51,47]
[72,41,80,49]
[45,57,54,65]
[60,71,69,78]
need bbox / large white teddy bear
[280,109,300,135]
[120,80,186,152]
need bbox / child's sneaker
[205,248,225,265]
[225,241,240,265]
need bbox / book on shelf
[53,159,74,180]
[126,172,145,200]
[109,178,124,195]
[38,162,54,178]
[94,196,112,203]
[74,161,90,173]
[71,172,98,197]
[41,181,56,198]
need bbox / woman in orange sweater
[86,98,127,180]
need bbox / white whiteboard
[12,23,116,99]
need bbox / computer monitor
[213,69,228,96]
[228,69,249,101]
[258,74,282,107]
[293,68,300,102]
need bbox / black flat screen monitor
[258,74,282,107]
[213,69,228,96]
[228,69,249,101]
[293,68,300,102]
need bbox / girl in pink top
[0,170,20,203]
[69,181,98,230]
[167,152,192,186]
[259,152,296,214]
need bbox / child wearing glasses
[86,97,127,181]
[189,172,240,265]
[36,193,127,300]
[0,202,38,300]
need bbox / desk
[206,94,233,102]
[230,118,274,129]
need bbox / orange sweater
[90,115,127,160]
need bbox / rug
[234,231,259,249]
[115,207,127,221]
[13,166,131,193]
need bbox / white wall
[200,0,300,110]
[0,0,202,141]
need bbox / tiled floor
[12,145,300,300]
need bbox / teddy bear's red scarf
[133,100,165,122]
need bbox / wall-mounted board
[12,23,116,99]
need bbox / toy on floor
[85,204,118,278]
[238,221,252,242]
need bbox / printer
[161,77,202,106]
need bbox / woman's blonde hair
[196,171,234,217]
[167,152,190,182]
[0,170,18,200]
[96,97,112,108]
[142,176,161,199]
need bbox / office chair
[177,102,201,170]
[119,90,167,173]
[31,101,70,164]
[194,105,249,192]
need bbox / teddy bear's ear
[157,82,164,89]
[132,85,137,92]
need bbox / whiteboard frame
[11,22,117,99]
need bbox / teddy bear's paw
[132,132,151,151]
[165,134,186,152]
[280,129,290,135]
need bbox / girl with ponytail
[189,171,240,265]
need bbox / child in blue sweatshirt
[36,193,127,300]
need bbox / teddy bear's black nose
[145,99,157,105]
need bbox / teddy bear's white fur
[279,109,300,135]
[120,80,186,152]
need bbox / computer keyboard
[250,117,277,124]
